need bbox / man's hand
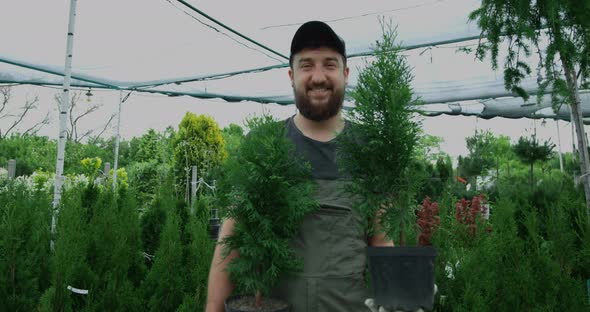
[364,285,438,312]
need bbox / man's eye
[301,63,312,69]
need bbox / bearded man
[206,21,397,312]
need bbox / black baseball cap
[289,21,346,66]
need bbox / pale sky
[1,83,577,161]
[0,0,583,160]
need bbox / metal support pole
[112,91,123,191]
[555,119,564,173]
[7,159,16,179]
[571,107,578,184]
[103,162,110,180]
[51,0,78,251]
[191,165,198,213]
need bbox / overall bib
[273,180,369,312]
[273,117,370,312]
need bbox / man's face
[289,47,349,121]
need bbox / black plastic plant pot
[367,246,437,311]
[224,294,291,312]
[209,217,220,241]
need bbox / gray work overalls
[272,178,369,312]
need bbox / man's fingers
[366,298,429,312]
[364,299,379,312]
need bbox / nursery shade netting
[1,0,589,120]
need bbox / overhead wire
[260,0,442,30]
[163,0,285,63]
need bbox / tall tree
[469,0,590,220]
[54,92,115,143]
[512,135,555,186]
[173,113,227,201]
[221,123,245,155]
[458,130,496,189]
[0,86,50,139]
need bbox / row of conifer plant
[0,175,214,312]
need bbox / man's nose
[310,67,327,84]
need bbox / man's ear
[344,66,350,84]
[288,67,294,87]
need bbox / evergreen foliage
[140,177,214,311]
[437,195,590,311]
[469,0,590,103]
[457,131,497,188]
[433,171,590,311]
[139,199,167,265]
[178,199,214,310]
[0,183,51,311]
[142,207,185,312]
[128,160,171,209]
[469,0,590,220]
[173,113,227,201]
[41,186,95,312]
[0,134,133,177]
[413,156,453,204]
[41,182,144,311]
[337,21,421,243]
[127,128,173,209]
[512,135,555,185]
[221,123,245,156]
[220,115,318,303]
[86,189,144,311]
[0,134,56,176]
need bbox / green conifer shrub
[40,186,96,312]
[0,183,51,311]
[140,174,214,311]
[41,180,145,311]
[337,21,421,244]
[220,115,318,307]
[178,201,214,311]
[172,113,227,200]
[86,189,144,311]
[141,207,185,312]
[436,190,590,311]
[139,199,167,267]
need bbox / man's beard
[294,83,345,122]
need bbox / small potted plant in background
[338,20,437,311]
[219,115,318,312]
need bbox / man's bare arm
[368,208,394,247]
[206,218,239,312]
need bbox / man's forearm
[368,231,394,247]
[205,246,236,311]
[206,219,238,312]
[369,208,394,247]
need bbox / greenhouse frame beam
[127,64,284,88]
[175,0,289,61]
[129,34,481,89]
[0,33,481,90]
[0,56,119,89]
[347,35,481,58]
[133,88,294,104]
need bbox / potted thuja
[338,22,437,311]
[220,115,318,311]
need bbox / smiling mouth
[307,87,332,97]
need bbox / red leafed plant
[455,194,487,237]
[417,197,440,246]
